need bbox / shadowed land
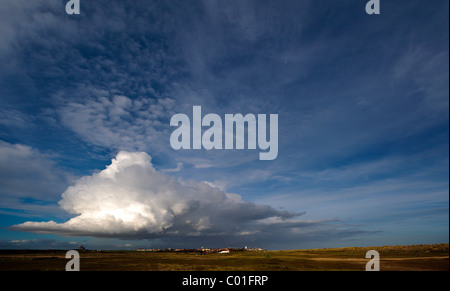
[0,243,447,271]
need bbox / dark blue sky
[0,0,448,250]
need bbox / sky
[0,0,448,250]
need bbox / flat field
[0,243,447,271]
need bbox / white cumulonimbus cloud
[11,151,305,244]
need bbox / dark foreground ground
[0,243,448,271]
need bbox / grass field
[0,243,447,271]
